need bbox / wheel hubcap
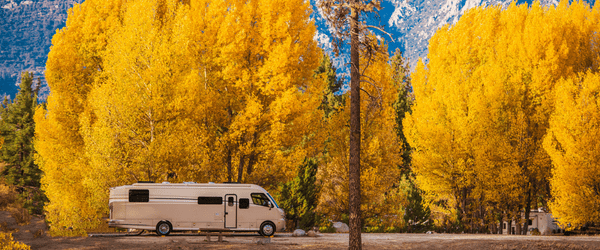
[159,224,169,234]
[263,224,274,235]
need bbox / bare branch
[360,50,374,76]
[363,25,395,42]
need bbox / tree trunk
[523,188,532,235]
[227,150,232,182]
[348,2,362,250]
[237,155,246,183]
[246,153,256,177]
[499,214,503,235]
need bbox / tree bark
[237,155,246,183]
[523,188,532,235]
[246,153,256,177]
[226,150,232,182]
[349,2,362,250]
[499,214,503,235]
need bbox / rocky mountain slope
[0,0,82,98]
[0,0,592,98]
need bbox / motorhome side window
[239,198,249,209]
[251,193,270,207]
[198,197,222,205]
[129,189,149,202]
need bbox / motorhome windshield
[266,192,279,208]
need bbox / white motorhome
[107,182,286,236]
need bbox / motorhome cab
[107,182,285,236]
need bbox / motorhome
[107,182,286,236]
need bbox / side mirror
[268,201,273,210]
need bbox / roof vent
[208,182,215,184]
[162,181,170,184]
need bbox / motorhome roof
[127,182,256,188]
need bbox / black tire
[156,221,172,236]
[259,221,276,237]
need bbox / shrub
[10,206,30,226]
[0,232,30,250]
[0,222,16,233]
[33,229,44,238]
[0,184,16,209]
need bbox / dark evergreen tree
[390,49,431,232]
[0,72,43,213]
[391,48,413,167]
[278,158,320,230]
[315,54,345,118]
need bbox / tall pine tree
[391,49,430,232]
[0,72,42,212]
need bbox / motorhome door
[224,194,237,228]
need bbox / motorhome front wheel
[259,221,276,237]
[156,221,172,236]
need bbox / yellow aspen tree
[37,0,326,232]
[35,0,124,234]
[544,72,600,228]
[405,0,600,232]
[81,0,194,213]
[186,0,325,188]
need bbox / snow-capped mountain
[311,0,576,81]
[0,0,590,98]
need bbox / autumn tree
[35,0,124,233]
[404,0,600,233]
[36,0,326,233]
[544,72,600,229]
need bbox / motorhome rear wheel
[156,221,172,236]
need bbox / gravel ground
[20,232,600,249]
[3,211,600,249]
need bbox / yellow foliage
[405,0,600,228]
[36,0,325,232]
[0,232,30,250]
[544,72,600,228]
